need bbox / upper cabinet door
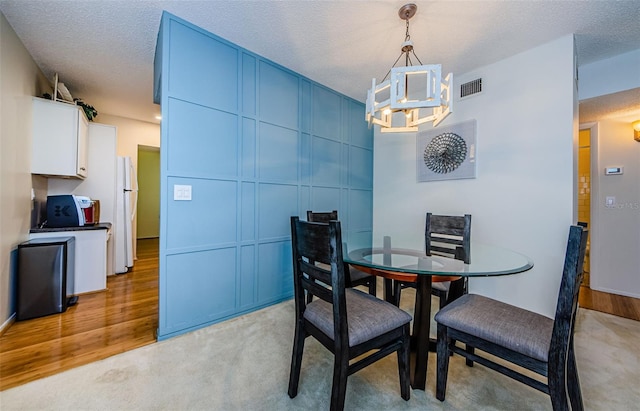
[31,97,89,179]
[76,110,89,177]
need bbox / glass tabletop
[343,237,534,277]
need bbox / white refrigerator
[115,156,137,273]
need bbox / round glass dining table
[343,236,534,390]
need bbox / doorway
[137,145,160,239]
[577,129,591,286]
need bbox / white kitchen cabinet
[31,97,89,178]
[29,225,110,294]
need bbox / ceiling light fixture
[366,3,453,133]
[633,120,640,142]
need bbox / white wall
[589,120,640,298]
[0,12,50,330]
[97,114,160,159]
[578,48,640,100]
[373,35,577,317]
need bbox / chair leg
[383,278,393,304]
[393,280,402,306]
[368,276,377,297]
[567,339,584,411]
[397,324,411,401]
[288,323,306,398]
[548,363,570,411]
[465,345,474,367]
[330,351,349,411]
[436,324,450,401]
[438,290,447,309]
[437,290,467,362]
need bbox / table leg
[410,275,432,390]
[383,278,397,305]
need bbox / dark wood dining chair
[288,217,411,411]
[393,213,471,309]
[434,225,588,411]
[306,210,377,297]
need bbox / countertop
[30,222,112,233]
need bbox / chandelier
[366,3,453,133]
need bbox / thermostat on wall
[604,166,623,175]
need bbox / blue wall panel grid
[311,136,341,186]
[258,123,299,183]
[165,247,237,333]
[166,177,237,250]
[155,11,372,340]
[312,85,342,140]
[168,20,238,112]
[167,98,238,178]
[259,61,299,130]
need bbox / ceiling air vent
[460,78,482,98]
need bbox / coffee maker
[46,195,99,227]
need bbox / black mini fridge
[17,237,76,320]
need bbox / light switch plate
[605,196,615,207]
[174,184,192,201]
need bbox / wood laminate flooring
[1,238,638,391]
[579,285,640,321]
[0,238,159,391]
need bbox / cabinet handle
[80,167,86,171]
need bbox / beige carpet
[1,292,639,410]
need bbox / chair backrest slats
[426,213,472,264]
[430,244,459,255]
[430,236,464,245]
[301,276,333,303]
[291,216,349,345]
[300,260,332,286]
[548,225,588,366]
[307,210,338,223]
[295,221,333,264]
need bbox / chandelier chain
[405,19,411,41]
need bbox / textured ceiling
[1,0,639,125]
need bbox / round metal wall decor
[423,132,467,174]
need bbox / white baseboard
[0,313,16,336]
[589,286,640,299]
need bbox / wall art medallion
[416,119,476,182]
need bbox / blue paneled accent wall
[154,12,373,340]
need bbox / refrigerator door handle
[129,160,139,221]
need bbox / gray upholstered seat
[305,288,412,347]
[434,294,553,362]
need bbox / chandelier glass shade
[366,3,453,133]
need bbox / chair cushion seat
[304,289,412,347]
[434,294,553,362]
